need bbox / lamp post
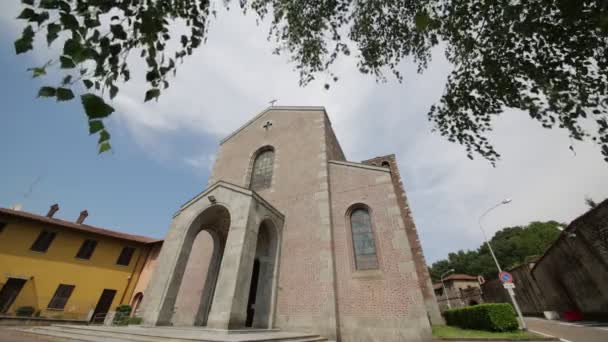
[478,199,527,330]
[441,269,455,309]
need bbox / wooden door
[90,289,117,323]
[0,278,27,313]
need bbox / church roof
[220,106,329,145]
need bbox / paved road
[525,317,608,342]
[0,328,61,341]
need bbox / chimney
[76,210,88,224]
[47,204,59,218]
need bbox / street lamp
[441,269,455,309]
[478,199,527,330]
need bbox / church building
[140,106,441,342]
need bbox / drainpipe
[119,244,149,305]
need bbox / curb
[435,338,559,341]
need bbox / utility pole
[478,199,527,330]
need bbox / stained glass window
[250,149,274,191]
[350,208,379,270]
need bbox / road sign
[499,271,513,283]
[477,275,485,285]
[503,283,515,289]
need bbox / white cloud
[2,3,607,264]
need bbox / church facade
[140,107,441,341]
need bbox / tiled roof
[0,207,162,244]
[443,274,478,281]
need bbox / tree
[429,221,562,282]
[13,0,608,161]
[585,196,598,208]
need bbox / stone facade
[139,107,439,341]
[482,199,608,320]
[433,275,483,312]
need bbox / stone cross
[263,121,273,130]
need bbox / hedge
[15,306,35,317]
[113,304,133,325]
[444,303,519,332]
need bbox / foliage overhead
[14,0,608,161]
[428,221,562,281]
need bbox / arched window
[350,207,379,270]
[250,148,274,191]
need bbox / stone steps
[13,324,328,342]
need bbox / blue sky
[2,3,607,264]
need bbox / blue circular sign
[499,271,513,283]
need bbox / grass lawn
[432,325,546,340]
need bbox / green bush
[15,306,35,317]
[113,304,133,325]
[128,317,143,325]
[444,303,519,332]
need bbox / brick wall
[361,155,443,324]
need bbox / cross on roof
[269,99,278,106]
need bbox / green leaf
[46,23,61,46]
[415,12,430,31]
[40,0,60,9]
[110,24,127,40]
[98,142,111,154]
[81,93,114,119]
[15,38,33,54]
[28,67,46,78]
[98,130,110,143]
[88,120,104,134]
[60,55,76,68]
[63,39,86,62]
[60,13,78,30]
[56,87,74,101]
[38,86,56,97]
[22,0,35,5]
[15,26,35,54]
[110,85,118,99]
[62,75,72,85]
[17,8,36,20]
[144,88,160,102]
[83,79,93,89]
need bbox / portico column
[206,209,259,329]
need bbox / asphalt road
[525,317,608,342]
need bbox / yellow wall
[0,217,150,320]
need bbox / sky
[1,3,607,264]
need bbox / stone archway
[140,182,284,330]
[141,204,230,326]
[246,219,280,328]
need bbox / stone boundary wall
[482,199,608,320]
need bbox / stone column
[206,204,259,329]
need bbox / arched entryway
[147,204,230,326]
[131,292,143,317]
[246,219,280,328]
[172,229,221,326]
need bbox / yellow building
[0,206,161,322]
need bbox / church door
[245,259,261,327]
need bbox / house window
[30,230,57,252]
[75,239,98,260]
[350,207,379,270]
[47,284,75,310]
[250,148,275,191]
[116,246,136,266]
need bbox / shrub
[113,304,132,325]
[444,303,519,332]
[15,306,35,317]
[128,317,143,325]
